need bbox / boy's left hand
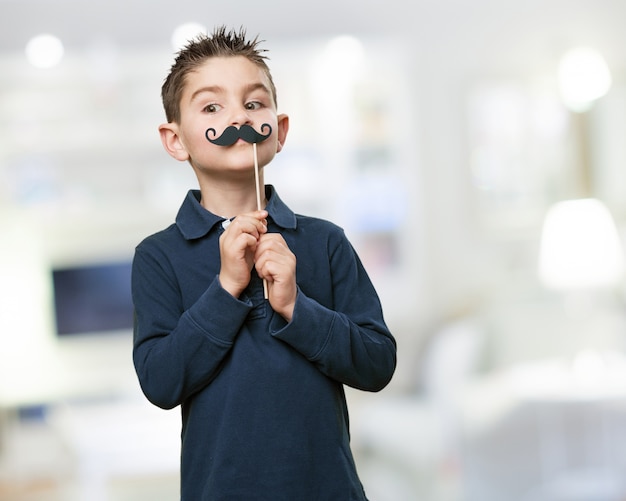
[254,233,297,321]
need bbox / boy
[132,26,396,500]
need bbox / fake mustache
[205,123,272,146]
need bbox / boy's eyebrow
[189,82,271,103]
[243,82,272,96]
[189,85,223,102]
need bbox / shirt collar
[176,185,297,240]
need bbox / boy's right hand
[218,210,268,298]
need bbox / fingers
[218,210,268,297]
[225,210,268,240]
[220,212,267,258]
[255,234,297,321]
[218,212,297,317]
[255,234,293,269]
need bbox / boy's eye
[245,101,263,111]
[203,103,221,113]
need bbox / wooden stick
[253,142,269,299]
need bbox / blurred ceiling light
[171,22,207,50]
[558,47,612,112]
[324,35,365,80]
[326,35,364,58]
[538,198,624,290]
[309,35,366,143]
[25,34,64,69]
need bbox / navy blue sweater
[132,187,396,500]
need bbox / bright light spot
[558,47,612,112]
[323,35,366,81]
[309,35,367,143]
[538,198,624,290]
[171,22,207,50]
[327,35,364,57]
[25,34,64,69]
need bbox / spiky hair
[161,26,277,123]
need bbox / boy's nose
[230,108,252,126]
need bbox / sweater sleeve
[269,230,397,392]
[132,245,253,409]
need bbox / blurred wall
[1,0,626,398]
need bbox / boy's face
[159,56,288,178]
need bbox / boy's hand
[255,233,297,321]
[218,210,268,298]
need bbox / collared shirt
[132,186,396,501]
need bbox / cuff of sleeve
[270,289,335,360]
[186,275,253,345]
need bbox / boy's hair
[161,25,277,123]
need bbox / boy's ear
[275,113,289,153]
[159,123,190,162]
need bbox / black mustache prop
[205,123,272,146]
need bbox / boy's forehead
[183,56,271,98]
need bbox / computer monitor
[51,260,134,337]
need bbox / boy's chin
[192,162,258,178]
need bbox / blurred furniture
[349,317,485,501]
[48,391,180,501]
[461,354,626,501]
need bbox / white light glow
[25,34,64,69]
[171,22,207,50]
[309,35,367,146]
[558,47,612,112]
[538,198,625,290]
[322,35,365,82]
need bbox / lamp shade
[538,198,624,290]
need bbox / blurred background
[2,0,626,499]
